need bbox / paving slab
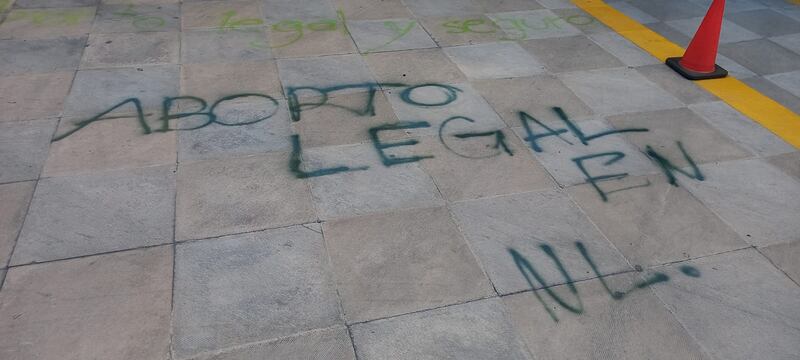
[0,7,95,39]
[276,54,375,96]
[332,0,412,20]
[521,34,623,73]
[607,1,659,24]
[0,36,85,76]
[666,16,761,44]
[0,72,73,122]
[568,174,747,266]
[0,119,55,183]
[443,42,546,79]
[770,33,800,55]
[181,0,262,30]
[649,249,800,360]
[419,15,504,47]
[689,101,795,157]
[587,32,663,67]
[80,30,179,69]
[44,115,176,176]
[766,151,800,181]
[63,65,180,116]
[558,67,683,116]
[181,61,283,100]
[606,108,752,167]
[765,70,800,98]
[635,64,718,105]
[414,135,554,201]
[348,19,436,53]
[12,0,97,8]
[512,119,658,186]
[92,4,180,33]
[324,206,493,323]
[191,327,356,360]
[551,8,612,34]
[477,0,542,12]
[488,9,582,40]
[303,143,443,219]
[720,39,800,76]
[727,9,800,37]
[350,298,533,360]
[175,153,315,240]
[625,0,708,22]
[759,241,800,285]
[402,0,484,17]
[688,0,765,14]
[362,48,466,85]
[177,98,291,161]
[450,190,631,295]
[268,21,357,58]
[0,181,35,266]
[472,74,594,126]
[0,247,172,360]
[504,272,708,359]
[12,165,175,264]
[181,28,272,64]
[172,226,342,358]
[536,0,575,9]
[681,158,800,247]
[261,0,337,21]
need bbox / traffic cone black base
[666,57,728,80]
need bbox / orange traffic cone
[666,0,728,80]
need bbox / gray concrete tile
[332,0,412,20]
[44,115,176,177]
[191,326,356,360]
[741,76,800,114]
[176,153,315,240]
[473,75,594,127]
[559,67,684,116]
[715,53,758,78]
[0,7,95,39]
[513,119,658,186]
[650,249,800,360]
[181,61,283,100]
[477,0,543,12]
[324,206,493,322]
[415,135,555,201]
[181,0,262,30]
[488,9,582,40]
[277,54,375,96]
[551,8,612,34]
[181,28,272,64]
[766,151,800,181]
[351,298,532,360]
[386,82,506,136]
[645,21,690,47]
[626,0,707,21]
[363,48,466,85]
[688,0,766,14]
[12,166,175,264]
[607,1,659,24]
[64,65,179,117]
[504,272,709,359]
[419,15,504,47]
[443,42,546,79]
[0,181,35,266]
[291,91,400,148]
[667,16,761,44]
[635,64,718,105]
[303,143,443,219]
[0,71,72,122]
[588,32,661,67]
[93,4,180,33]
[0,119,56,183]
[450,190,631,295]
[103,0,178,4]
[536,0,575,9]
[720,39,800,75]
[728,9,800,37]
[172,226,342,358]
[262,0,337,21]
[80,31,179,69]
[0,247,172,360]
[403,0,484,17]
[268,20,357,58]
[682,159,800,247]
[689,101,795,157]
[770,33,800,55]
[607,108,752,166]
[0,36,85,76]
[12,0,97,8]
[568,174,747,266]
[178,98,291,161]
[765,70,800,98]
[759,241,800,285]
[521,35,624,73]
[348,19,437,53]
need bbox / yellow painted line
[572,0,800,149]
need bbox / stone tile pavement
[0,0,798,359]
